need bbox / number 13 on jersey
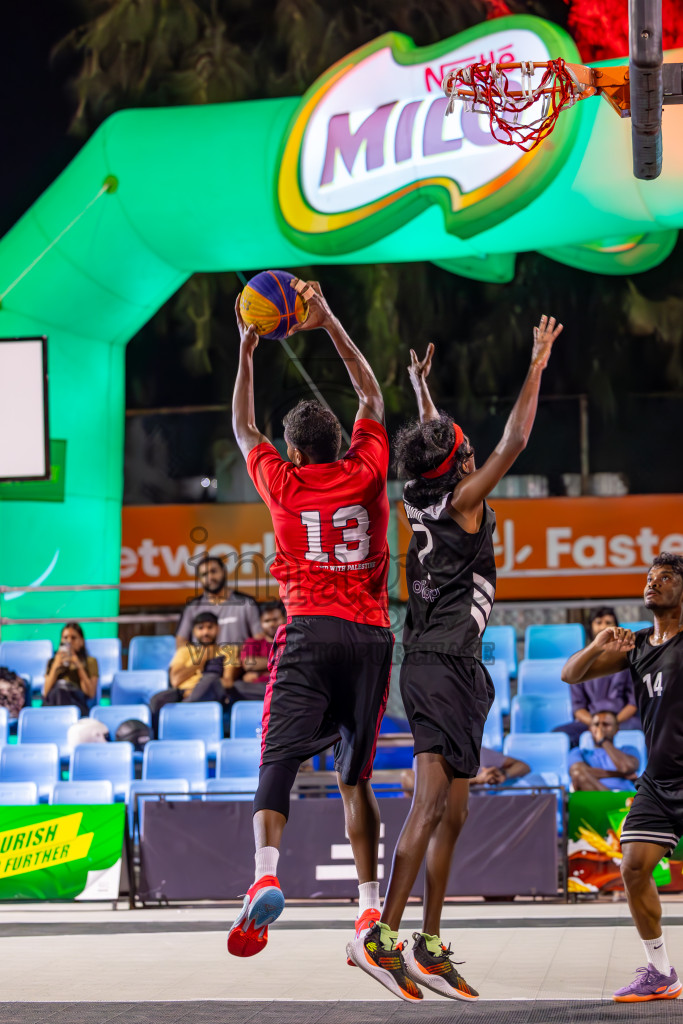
[301,506,371,564]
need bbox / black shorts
[261,616,394,785]
[620,773,683,854]
[400,651,494,778]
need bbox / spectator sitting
[568,710,640,792]
[149,611,242,734]
[42,622,98,715]
[176,554,262,649]
[554,606,639,747]
[400,748,542,796]
[236,600,286,700]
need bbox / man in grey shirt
[176,555,262,648]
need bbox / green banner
[0,804,124,900]
[568,791,683,895]
[0,440,66,502]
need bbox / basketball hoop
[443,59,598,151]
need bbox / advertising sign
[397,495,683,600]
[277,19,581,252]
[0,805,125,901]
[568,791,683,894]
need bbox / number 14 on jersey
[643,671,663,698]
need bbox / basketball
[239,269,309,339]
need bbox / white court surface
[1,897,683,1002]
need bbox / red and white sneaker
[227,875,285,958]
[347,907,381,966]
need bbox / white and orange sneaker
[347,906,381,966]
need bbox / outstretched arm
[561,627,635,683]
[289,279,384,424]
[452,314,563,515]
[408,343,439,423]
[232,297,269,458]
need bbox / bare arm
[616,703,638,723]
[598,741,639,776]
[502,756,530,780]
[561,627,635,683]
[407,344,439,423]
[289,280,384,424]
[232,297,269,458]
[452,315,563,516]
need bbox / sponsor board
[277,17,581,252]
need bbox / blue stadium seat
[0,781,39,804]
[18,706,80,761]
[517,658,568,700]
[202,777,259,801]
[128,778,191,837]
[524,623,585,661]
[0,743,59,801]
[52,780,114,804]
[373,746,413,770]
[510,694,572,734]
[483,697,504,751]
[159,701,223,755]
[70,742,134,801]
[230,701,264,740]
[580,728,647,772]
[216,739,261,778]
[485,659,511,715]
[128,635,176,671]
[90,704,152,737]
[0,639,53,696]
[379,714,411,734]
[110,670,168,706]
[143,739,207,790]
[621,621,652,634]
[503,732,570,787]
[0,707,8,746]
[88,638,122,700]
[482,625,517,677]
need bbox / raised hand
[287,279,334,335]
[593,626,636,654]
[531,314,563,370]
[408,343,435,390]
[235,295,260,354]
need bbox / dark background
[4,1,683,499]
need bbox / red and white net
[442,59,587,151]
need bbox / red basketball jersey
[247,418,390,627]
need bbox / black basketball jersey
[627,629,683,785]
[402,489,497,658]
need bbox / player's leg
[401,776,479,1000]
[228,619,339,958]
[614,793,682,1001]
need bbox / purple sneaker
[613,964,682,1002]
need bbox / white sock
[642,935,671,975]
[254,846,279,882]
[358,881,380,915]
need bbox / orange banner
[397,495,683,601]
[120,505,281,607]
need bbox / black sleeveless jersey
[627,628,683,785]
[402,489,497,658]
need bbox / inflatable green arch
[1,15,683,638]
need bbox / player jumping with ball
[563,553,683,1003]
[228,279,395,967]
[347,314,562,1000]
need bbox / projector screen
[0,336,49,481]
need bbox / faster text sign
[397,495,683,600]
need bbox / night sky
[0,3,81,239]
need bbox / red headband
[421,422,465,479]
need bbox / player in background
[348,315,562,1000]
[228,279,395,969]
[562,554,683,1003]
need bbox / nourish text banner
[397,495,683,600]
